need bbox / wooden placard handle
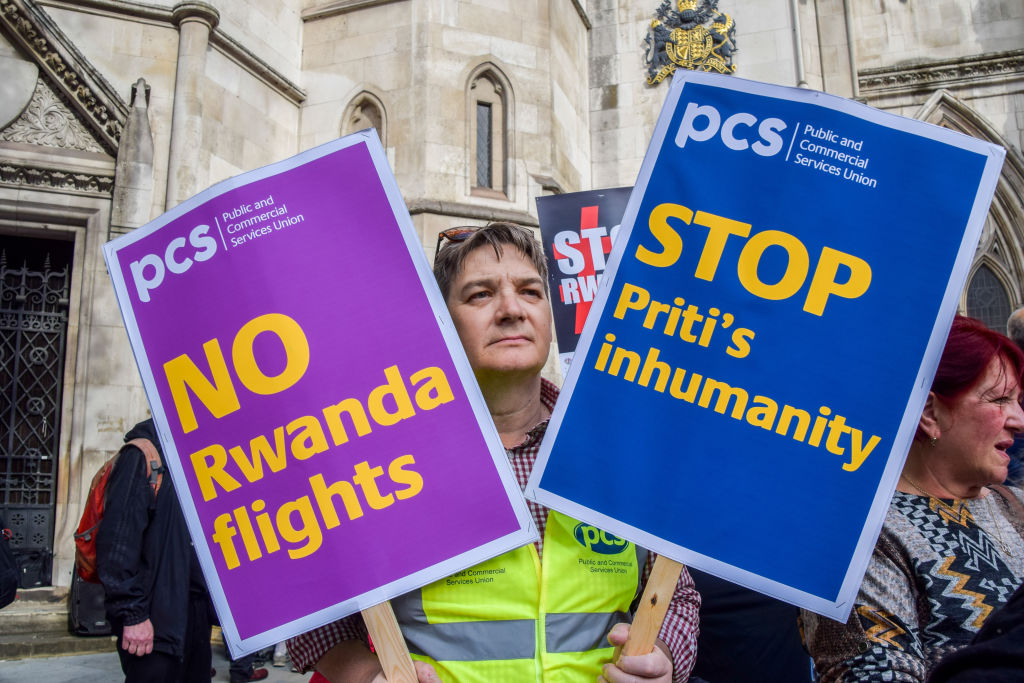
[362,601,418,682]
[616,555,684,660]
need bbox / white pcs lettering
[129,224,217,303]
[674,102,787,157]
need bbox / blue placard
[525,72,1005,619]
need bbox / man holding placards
[289,222,700,682]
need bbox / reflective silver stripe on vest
[545,611,630,653]
[546,544,646,654]
[391,589,536,661]
[636,546,649,580]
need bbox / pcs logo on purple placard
[129,224,218,303]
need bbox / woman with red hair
[803,315,1024,682]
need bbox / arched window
[342,92,386,146]
[467,66,511,199]
[966,263,1011,334]
[917,90,1024,324]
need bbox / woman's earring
[929,436,938,447]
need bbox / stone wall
[588,0,813,190]
[301,0,591,249]
[41,5,179,214]
[299,0,412,161]
[853,0,1022,68]
[587,1,1021,186]
[42,1,305,216]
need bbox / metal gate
[0,246,71,587]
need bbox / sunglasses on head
[434,226,480,257]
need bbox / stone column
[165,1,218,210]
[111,78,155,233]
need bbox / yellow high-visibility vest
[391,510,646,682]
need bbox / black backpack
[0,514,17,608]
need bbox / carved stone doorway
[0,234,73,587]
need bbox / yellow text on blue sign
[589,202,883,473]
[635,203,872,316]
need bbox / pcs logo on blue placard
[574,523,629,555]
[675,101,787,158]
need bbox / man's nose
[495,289,525,319]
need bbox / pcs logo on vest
[574,523,629,555]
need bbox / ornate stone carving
[0,0,125,150]
[0,162,114,194]
[1,78,105,153]
[644,0,736,86]
[859,50,1024,95]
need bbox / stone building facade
[0,0,1021,591]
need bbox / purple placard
[103,131,536,655]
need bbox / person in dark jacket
[928,580,1024,683]
[96,419,212,683]
[688,569,812,683]
[0,513,17,609]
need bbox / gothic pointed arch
[964,257,1014,333]
[465,61,515,200]
[341,90,388,146]
[917,90,1024,317]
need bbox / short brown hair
[433,222,548,300]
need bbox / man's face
[446,245,553,380]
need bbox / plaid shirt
[289,379,700,682]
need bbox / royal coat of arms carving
[644,0,737,85]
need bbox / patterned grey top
[801,487,1024,683]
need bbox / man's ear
[919,391,943,440]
